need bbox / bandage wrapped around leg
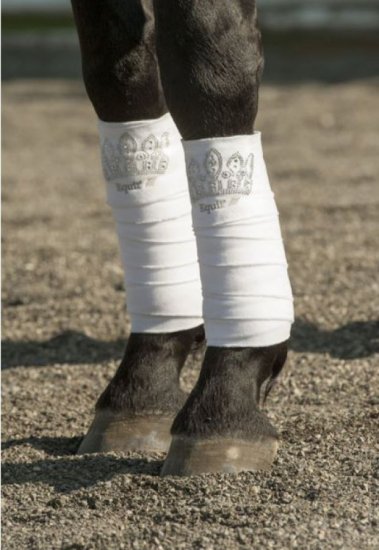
[99,113,202,332]
[183,133,294,347]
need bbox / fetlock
[171,342,287,440]
[97,325,205,416]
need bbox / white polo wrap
[183,133,294,347]
[99,113,202,333]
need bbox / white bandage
[99,113,202,333]
[183,133,294,347]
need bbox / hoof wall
[77,411,173,455]
[161,435,278,476]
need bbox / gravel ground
[2,79,379,549]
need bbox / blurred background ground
[2,2,379,549]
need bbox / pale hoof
[161,435,279,476]
[77,410,174,454]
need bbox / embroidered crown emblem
[101,132,170,182]
[187,149,254,202]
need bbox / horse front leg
[154,0,293,475]
[71,0,204,454]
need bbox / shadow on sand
[290,318,379,359]
[2,435,83,457]
[2,319,378,370]
[2,453,163,492]
[1,330,125,369]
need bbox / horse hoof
[77,411,174,454]
[160,435,278,476]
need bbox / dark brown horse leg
[71,0,204,454]
[154,0,289,474]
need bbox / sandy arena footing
[2,79,378,549]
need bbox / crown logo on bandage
[187,149,254,202]
[101,132,170,182]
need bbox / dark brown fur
[96,326,205,415]
[71,0,166,121]
[154,0,264,139]
[170,343,287,441]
